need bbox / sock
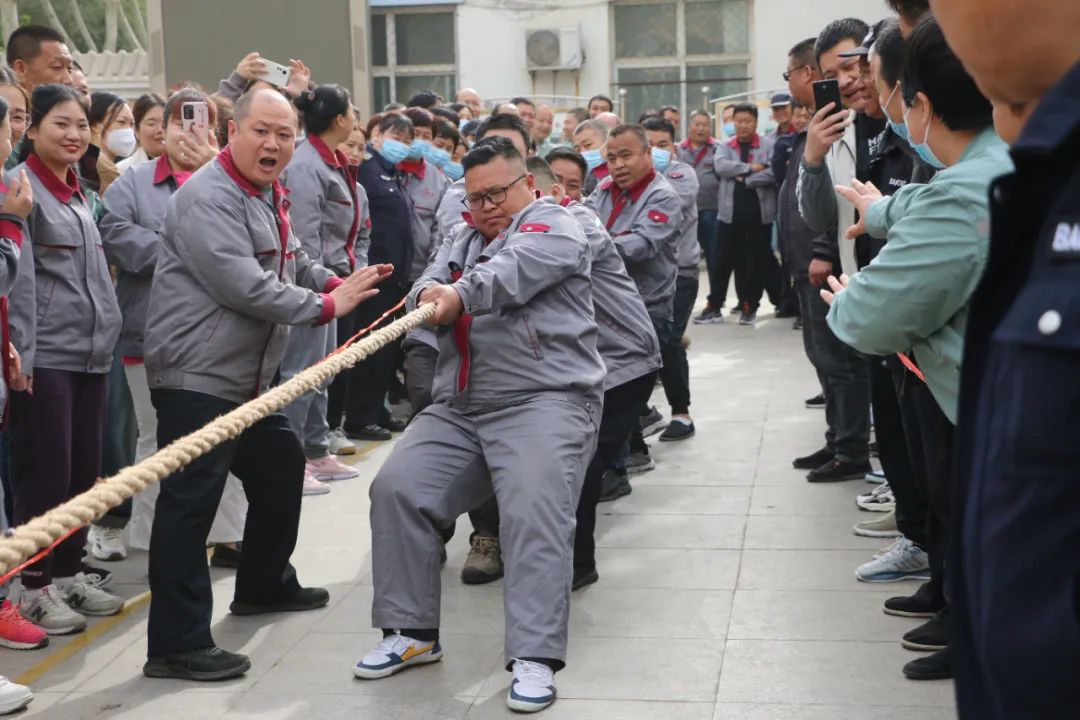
[670,416,692,426]
[516,657,563,673]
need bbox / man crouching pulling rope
[355,136,605,714]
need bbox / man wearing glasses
[356,136,605,714]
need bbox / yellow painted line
[15,590,151,686]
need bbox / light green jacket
[827,127,1013,423]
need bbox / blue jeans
[697,210,724,309]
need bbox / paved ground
[5,288,959,719]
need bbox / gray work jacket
[662,160,702,278]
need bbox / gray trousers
[281,320,336,459]
[369,396,598,664]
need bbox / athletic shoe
[792,447,832,470]
[0,675,32,715]
[625,451,655,474]
[80,562,113,588]
[639,407,666,437]
[855,537,930,583]
[693,306,723,325]
[903,647,952,680]
[572,566,599,591]
[659,418,695,442]
[807,459,873,482]
[19,586,86,635]
[346,424,392,441]
[507,659,557,713]
[597,470,632,502]
[87,525,127,562]
[865,469,887,483]
[327,428,357,456]
[884,582,945,619]
[902,610,950,651]
[0,600,48,650]
[306,455,360,481]
[353,633,443,680]
[853,509,902,538]
[302,472,331,496]
[461,535,503,585]
[856,483,895,513]
[738,310,757,326]
[804,393,825,409]
[62,573,124,616]
[144,646,251,681]
[230,587,330,616]
[382,416,408,433]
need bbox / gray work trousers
[369,396,598,664]
[281,320,336,459]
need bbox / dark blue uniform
[954,61,1080,719]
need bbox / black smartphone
[813,79,843,115]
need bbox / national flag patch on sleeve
[647,210,669,224]
[520,223,551,233]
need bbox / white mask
[105,127,138,158]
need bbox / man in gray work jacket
[141,89,390,683]
[355,137,605,714]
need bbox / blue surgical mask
[723,122,736,137]
[380,138,412,165]
[443,162,464,181]
[408,138,431,160]
[651,147,672,173]
[882,85,910,145]
[426,146,452,168]
[581,149,604,172]
[903,105,946,170]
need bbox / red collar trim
[592,162,609,179]
[559,195,573,208]
[728,133,761,149]
[680,137,715,149]
[618,168,656,203]
[308,134,347,169]
[152,154,193,187]
[217,146,277,198]
[398,158,427,179]
[0,179,8,194]
[27,153,83,203]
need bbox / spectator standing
[116,93,166,175]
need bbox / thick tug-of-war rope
[0,303,436,576]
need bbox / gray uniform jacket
[662,160,702,278]
[675,138,720,211]
[7,157,121,374]
[408,200,605,416]
[400,159,450,281]
[100,155,184,358]
[0,182,23,413]
[434,177,467,245]
[713,134,778,225]
[545,196,660,390]
[144,149,338,404]
[585,170,683,323]
[282,135,365,277]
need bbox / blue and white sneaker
[353,633,442,680]
[865,469,887,484]
[855,537,930,583]
[507,659,556,713]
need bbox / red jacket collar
[559,195,573,208]
[727,133,761,149]
[680,137,715,150]
[616,168,656,203]
[308,134,348,169]
[152,154,193,188]
[27,153,83,203]
[398,158,427,179]
[592,162,609,179]
[217,146,282,198]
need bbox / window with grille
[371,10,456,109]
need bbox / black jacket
[859,126,915,267]
[357,147,415,288]
[776,132,824,280]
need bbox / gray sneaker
[327,428,357,456]
[625,451,655,474]
[856,537,930,583]
[19,586,86,635]
[461,535,503,585]
[62,573,124,617]
[853,509,902,538]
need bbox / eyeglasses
[783,65,812,82]
[462,174,527,211]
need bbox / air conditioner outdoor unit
[525,28,583,71]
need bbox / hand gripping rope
[0,302,435,578]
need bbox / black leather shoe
[902,609,950,651]
[807,459,873,482]
[345,424,392,441]
[230,587,330,616]
[572,566,599,591]
[884,582,945,619]
[903,647,952,680]
[143,646,250,681]
[383,416,407,433]
[792,447,832,470]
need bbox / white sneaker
[353,633,443,679]
[0,675,32,715]
[87,525,127,561]
[507,659,557,713]
[855,537,930,583]
[61,573,124,616]
[306,455,360,481]
[855,482,895,513]
[302,472,331,496]
[328,428,357,456]
[19,586,86,635]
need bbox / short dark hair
[885,0,930,22]
[609,124,649,151]
[588,94,613,112]
[6,25,66,67]
[638,110,659,123]
[901,16,992,132]
[526,156,556,189]
[434,119,461,150]
[378,111,416,141]
[407,90,438,109]
[789,37,818,68]
[449,102,469,116]
[383,102,406,112]
[509,96,535,109]
[873,19,906,88]
[294,84,352,136]
[132,93,166,130]
[462,135,523,174]
[815,18,870,65]
[544,146,587,184]
[88,92,126,128]
[475,112,531,152]
[732,102,758,119]
[566,107,588,125]
[641,116,676,141]
[404,106,434,130]
[431,105,460,126]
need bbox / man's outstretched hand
[331,264,394,318]
[418,284,464,326]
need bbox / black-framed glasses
[462,174,527,211]
[783,64,812,82]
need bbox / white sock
[671,417,693,426]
